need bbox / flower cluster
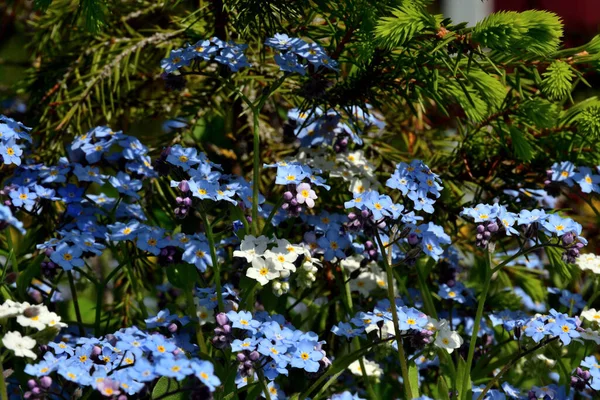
[0,115,31,167]
[161,37,250,73]
[386,160,444,213]
[213,310,329,392]
[25,324,220,398]
[265,33,338,75]
[287,106,384,147]
[548,161,600,193]
[461,204,586,261]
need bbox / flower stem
[67,271,85,337]
[257,369,272,400]
[375,231,413,399]
[251,109,260,236]
[0,359,8,400]
[461,249,493,400]
[200,209,224,310]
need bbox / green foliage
[576,106,600,139]
[374,2,434,48]
[472,10,562,56]
[508,126,534,162]
[542,61,574,100]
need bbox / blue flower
[161,49,191,73]
[0,139,23,165]
[516,209,548,225]
[191,360,221,392]
[73,164,105,184]
[81,140,113,164]
[118,136,148,160]
[408,189,435,213]
[290,340,322,372]
[57,184,85,203]
[274,52,306,75]
[226,311,261,334]
[523,318,549,343]
[136,228,169,256]
[550,161,576,184]
[182,240,213,272]
[264,381,286,400]
[317,228,349,261]
[546,311,580,345]
[50,243,84,270]
[573,166,600,193]
[107,221,141,241]
[274,164,309,185]
[186,40,218,61]
[438,283,466,303]
[331,322,362,338]
[109,172,143,199]
[265,34,304,51]
[155,357,193,381]
[0,205,24,233]
[189,179,218,200]
[557,289,585,313]
[167,145,202,171]
[540,214,577,237]
[9,186,37,211]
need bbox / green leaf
[16,253,45,300]
[151,377,187,400]
[166,263,198,290]
[33,0,53,11]
[509,126,534,162]
[455,354,470,399]
[437,376,451,400]
[408,362,420,398]
[545,244,572,280]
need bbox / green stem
[185,289,208,354]
[476,337,558,399]
[0,360,7,400]
[251,109,261,236]
[461,249,493,400]
[416,257,438,319]
[257,369,272,400]
[124,248,149,319]
[374,231,413,399]
[200,209,224,310]
[341,267,377,399]
[67,271,85,337]
[94,283,103,335]
[5,229,18,275]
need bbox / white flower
[580,328,600,344]
[196,306,215,326]
[233,235,269,263]
[16,305,51,331]
[341,254,363,272]
[40,311,67,329]
[348,358,383,378]
[426,318,449,332]
[577,253,600,274]
[349,177,371,195]
[295,183,318,208]
[2,331,37,359]
[581,308,600,324]
[246,257,279,285]
[0,300,27,318]
[264,249,297,272]
[350,272,378,297]
[273,239,303,259]
[434,328,463,353]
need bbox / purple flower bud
[368,249,377,258]
[290,199,298,207]
[487,222,499,232]
[31,387,41,395]
[216,313,229,326]
[243,361,253,369]
[236,353,246,362]
[27,380,37,389]
[248,351,260,361]
[562,232,575,245]
[408,234,419,245]
[283,191,294,201]
[39,376,52,389]
[167,323,178,333]
[483,231,491,240]
[476,233,483,240]
[183,197,192,207]
[476,225,485,233]
[361,209,370,219]
[222,324,232,334]
[178,180,190,192]
[347,212,357,221]
[91,346,102,356]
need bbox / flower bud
[178,180,190,192]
